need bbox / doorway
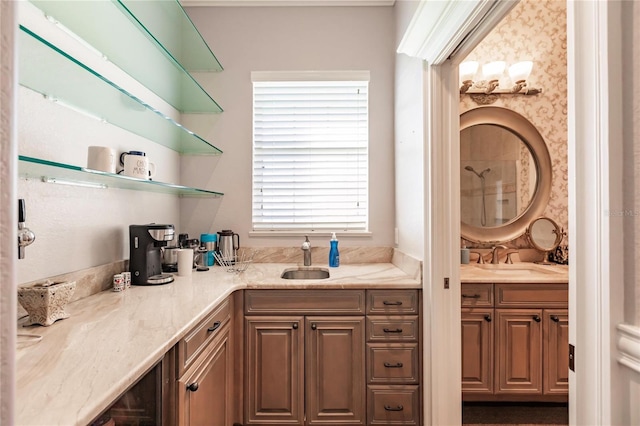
[457,1,569,424]
[398,0,625,424]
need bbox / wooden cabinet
[244,289,421,426]
[244,290,366,426]
[461,282,568,402]
[366,290,421,426]
[461,308,494,394]
[176,296,235,426]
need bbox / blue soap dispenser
[329,232,340,267]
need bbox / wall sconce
[459,60,542,104]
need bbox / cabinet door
[245,316,304,425]
[177,323,233,426]
[306,316,366,425]
[461,308,494,394]
[544,309,569,395]
[495,309,542,394]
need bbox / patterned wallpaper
[460,0,568,248]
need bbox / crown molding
[180,0,395,6]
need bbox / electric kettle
[217,229,240,263]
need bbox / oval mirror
[527,216,562,264]
[460,107,552,243]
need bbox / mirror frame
[460,106,552,244]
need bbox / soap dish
[17,280,76,326]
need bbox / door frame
[398,0,623,424]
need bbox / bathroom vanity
[460,263,569,402]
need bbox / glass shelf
[19,156,224,198]
[18,25,222,155]
[29,0,223,114]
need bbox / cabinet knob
[207,321,221,333]
[384,362,403,368]
[484,314,492,322]
[384,405,404,411]
[533,315,541,322]
[311,323,317,330]
[187,382,199,392]
[551,315,560,322]
[292,323,298,329]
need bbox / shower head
[464,165,490,179]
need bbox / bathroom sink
[475,264,559,274]
[281,267,330,280]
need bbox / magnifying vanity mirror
[460,107,552,243]
[526,216,563,264]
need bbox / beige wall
[183,6,396,249]
[460,0,568,248]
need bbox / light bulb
[482,61,506,81]
[459,61,479,82]
[509,61,533,83]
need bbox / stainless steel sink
[281,267,330,280]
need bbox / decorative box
[17,280,76,326]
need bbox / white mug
[120,151,156,180]
[177,249,194,277]
[87,146,116,174]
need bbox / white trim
[617,324,640,374]
[396,0,517,64]
[0,1,17,424]
[180,0,395,7]
[249,231,372,238]
[251,70,370,82]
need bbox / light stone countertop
[460,262,569,283]
[15,261,421,426]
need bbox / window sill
[249,231,372,238]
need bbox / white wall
[16,3,181,284]
[182,5,396,248]
[393,0,425,260]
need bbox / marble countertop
[15,261,421,426]
[460,262,569,283]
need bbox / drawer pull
[187,382,199,392]
[292,323,299,329]
[384,362,404,368]
[311,323,317,330]
[484,314,492,322]
[383,301,403,306]
[462,294,481,299]
[533,315,541,323]
[383,328,403,333]
[207,321,222,333]
[384,405,404,412]
[551,315,560,322]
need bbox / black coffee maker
[129,224,175,285]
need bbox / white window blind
[252,77,369,232]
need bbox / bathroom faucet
[17,199,35,260]
[491,245,507,264]
[302,236,311,266]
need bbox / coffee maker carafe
[217,229,239,264]
[130,224,175,285]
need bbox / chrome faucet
[491,245,507,264]
[302,236,311,266]
[17,199,35,260]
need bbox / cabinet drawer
[367,385,420,425]
[367,343,419,384]
[461,284,494,307]
[366,290,419,314]
[178,298,231,374]
[495,284,568,308]
[244,289,365,315]
[367,316,419,342]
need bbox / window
[252,71,369,232]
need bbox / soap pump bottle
[329,232,340,267]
